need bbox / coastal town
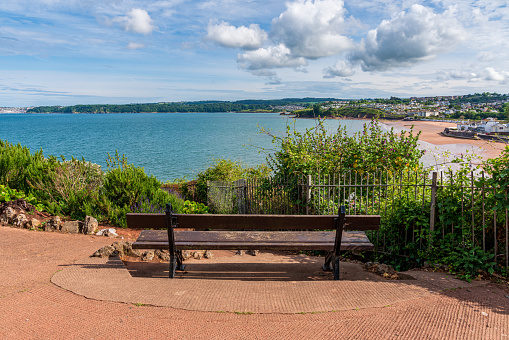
[0,106,32,113]
[277,93,509,119]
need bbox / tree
[312,104,322,117]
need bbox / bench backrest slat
[126,213,380,231]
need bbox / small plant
[0,184,46,212]
[182,200,209,214]
[195,158,270,204]
[434,235,496,282]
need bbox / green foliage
[0,185,46,212]
[182,200,209,214]
[0,140,58,196]
[30,158,104,219]
[103,152,160,209]
[0,141,183,228]
[433,235,495,282]
[268,118,422,179]
[482,146,509,211]
[100,152,184,227]
[376,195,431,271]
[195,158,270,204]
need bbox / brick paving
[1,226,509,339]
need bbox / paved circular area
[52,252,482,314]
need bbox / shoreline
[381,120,505,161]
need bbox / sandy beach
[383,120,506,162]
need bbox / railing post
[429,172,438,247]
[306,175,312,215]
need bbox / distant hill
[294,106,404,120]
[26,98,342,114]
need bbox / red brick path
[1,226,508,339]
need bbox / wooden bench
[127,204,380,280]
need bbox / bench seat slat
[132,242,373,251]
[132,230,374,251]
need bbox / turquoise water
[0,112,368,181]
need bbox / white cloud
[127,42,145,49]
[206,21,267,50]
[448,70,477,80]
[350,5,464,72]
[323,60,355,78]
[438,67,507,83]
[116,8,156,35]
[237,44,307,70]
[270,0,353,59]
[482,67,505,82]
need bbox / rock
[193,251,202,259]
[0,207,16,225]
[235,250,244,256]
[82,216,98,234]
[91,245,116,257]
[246,250,258,256]
[61,221,82,234]
[44,216,61,231]
[12,214,27,228]
[141,250,155,261]
[0,213,10,225]
[96,228,118,237]
[25,218,41,229]
[155,250,170,261]
[91,241,140,258]
[376,263,389,275]
[365,262,398,279]
[182,250,192,260]
[0,199,35,214]
[204,250,213,259]
[111,241,140,257]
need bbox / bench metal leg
[169,255,176,278]
[322,251,333,271]
[332,256,340,280]
[176,250,186,271]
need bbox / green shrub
[99,152,185,227]
[195,158,270,204]
[0,184,46,212]
[182,200,209,214]
[30,158,104,219]
[267,118,423,180]
[131,190,184,214]
[0,141,184,228]
[0,140,58,197]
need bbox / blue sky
[0,0,508,106]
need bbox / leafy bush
[267,118,423,180]
[195,158,270,204]
[98,152,184,227]
[29,158,104,219]
[0,184,46,212]
[182,200,209,214]
[0,141,184,228]
[0,140,58,197]
[432,234,496,282]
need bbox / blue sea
[0,112,370,182]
